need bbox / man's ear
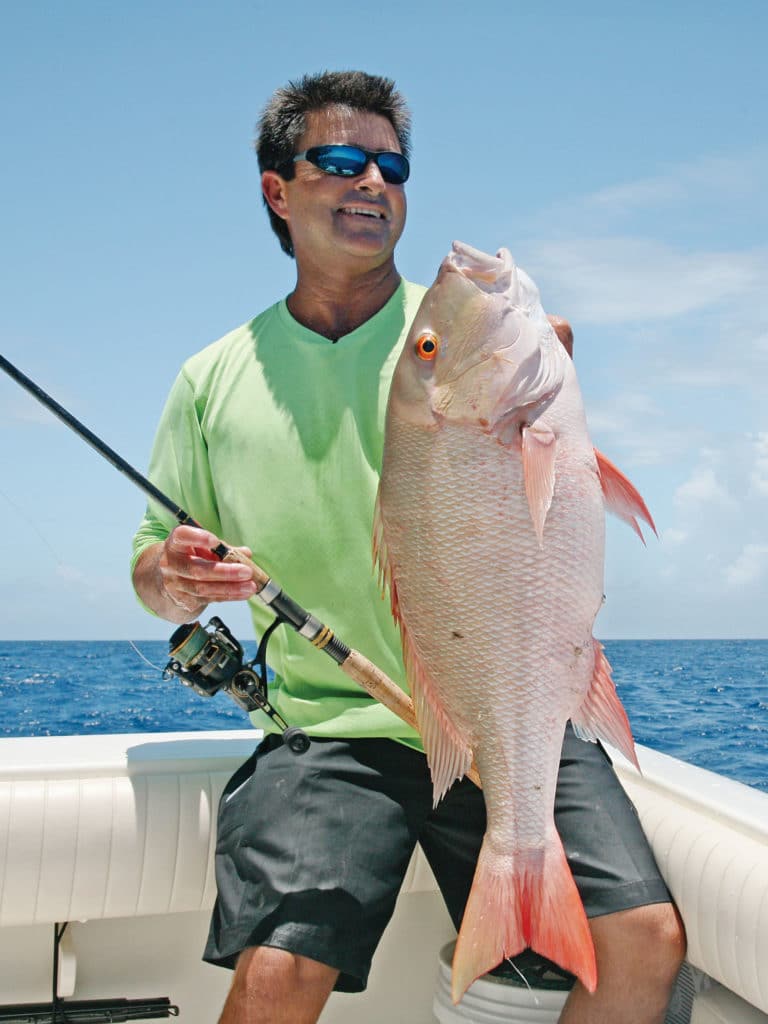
[262,171,289,220]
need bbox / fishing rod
[0,353,456,769]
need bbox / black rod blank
[0,353,193,528]
[0,350,443,766]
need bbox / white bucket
[433,943,569,1024]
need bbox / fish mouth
[336,204,389,221]
[442,241,515,293]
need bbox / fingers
[160,526,258,610]
[169,524,228,563]
[547,315,574,358]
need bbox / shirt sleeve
[130,367,224,599]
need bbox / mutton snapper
[374,241,655,1002]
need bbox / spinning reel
[164,616,310,755]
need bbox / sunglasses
[291,145,410,185]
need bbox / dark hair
[255,70,412,257]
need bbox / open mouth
[337,205,388,221]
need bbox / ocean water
[0,637,766,793]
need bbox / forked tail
[451,832,597,1004]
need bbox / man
[132,71,685,1024]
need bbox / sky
[0,1,765,641]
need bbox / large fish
[374,241,655,1002]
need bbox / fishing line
[0,486,65,567]
[0,350,465,779]
[0,485,168,676]
[504,957,535,995]
[127,640,165,673]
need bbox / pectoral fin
[594,448,657,544]
[522,423,557,546]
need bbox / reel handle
[282,726,311,755]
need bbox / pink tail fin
[451,834,597,1004]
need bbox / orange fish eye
[415,332,439,360]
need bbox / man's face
[264,105,407,271]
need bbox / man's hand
[547,315,574,358]
[133,525,258,624]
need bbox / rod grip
[340,649,418,730]
[218,547,271,589]
[340,650,481,789]
[212,542,482,788]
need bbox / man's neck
[286,260,401,341]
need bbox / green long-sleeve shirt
[132,279,426,748]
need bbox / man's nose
[355,158,386,193]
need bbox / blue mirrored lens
[315,147,367,176]
[375,152,410,184]
[302,146,409,184]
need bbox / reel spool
[164,616,310,755]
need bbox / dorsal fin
[594,448,657,544]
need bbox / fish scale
[383,416,601,762]
[375,241,653,1002]
[379,415,602,997]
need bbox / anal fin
[571,642,640,770]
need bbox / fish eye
[415,332,439,361]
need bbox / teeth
[340,206,384,219]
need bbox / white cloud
[662,528,687,547]
[1,395,59,427]
[725,544,768,586]
[583,152,768,216]
[55,563,87,583]
[662,367,729,389]
[526,238,767,325]
[674,465,735,509]
[586,391,690,467]
[587,392,661,435]
[649,436,768,632]
[53,561,125,605]
[0,359,81,427]
[516,149,768,337]
[749,433,768,496]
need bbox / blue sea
[0,638,766,793]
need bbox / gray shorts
[203,726,671,992]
